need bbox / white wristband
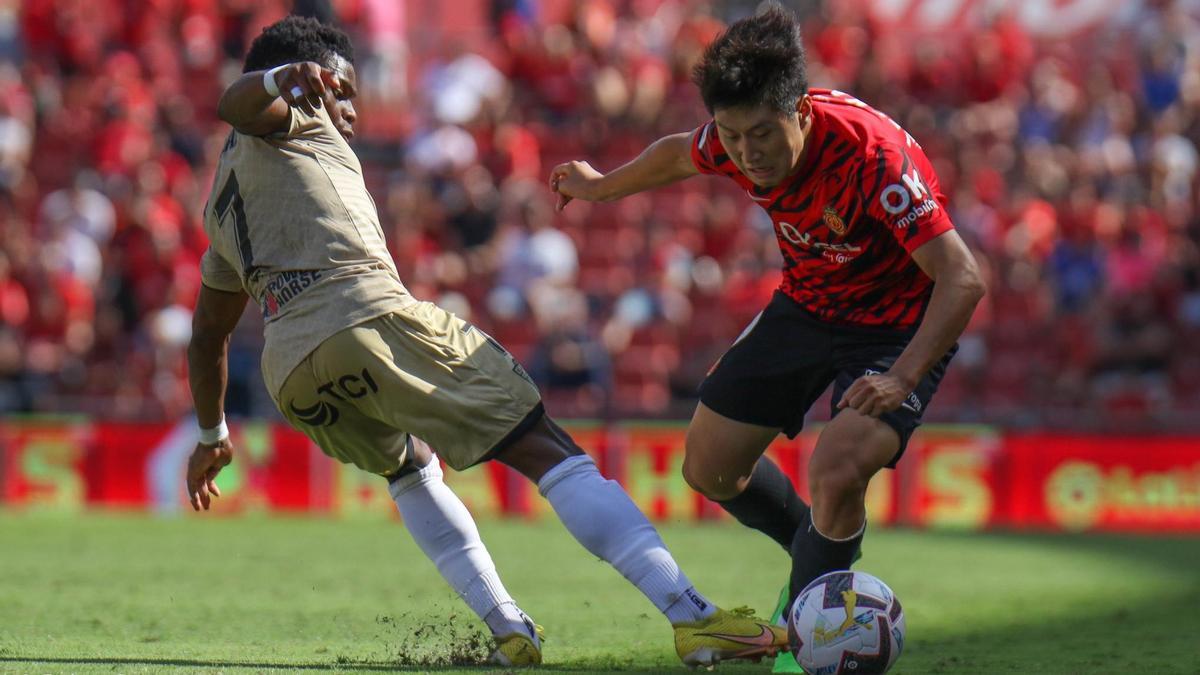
[199,418,229,445]
[262,64,289,98]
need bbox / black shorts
[698,291,955,467]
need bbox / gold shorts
[275,302,543,475]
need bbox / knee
[681,411,771,501]
[496,417,583,484]
[681,448,744,502]
[807,450,872,508]
[681,454,709,496]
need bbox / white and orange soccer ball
[787,570,906,675]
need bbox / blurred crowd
[2,0,1198,430]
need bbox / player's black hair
[242,15,355,73]
[691,5,808,114]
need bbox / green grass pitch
[1,512,1198,673]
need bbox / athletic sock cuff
[810,517,866,543]
[387,455,444,499]
[536,454,598,496]
[461,570,511,613]
[628,552,693,613]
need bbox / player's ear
[796,95,812,124]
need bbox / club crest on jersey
[822,207,848,237]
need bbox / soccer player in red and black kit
[550,4,985,657]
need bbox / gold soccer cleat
[489,620,545,667]
[674,606,787,667]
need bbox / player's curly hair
[692,5,808,114]
[242,15,355,73]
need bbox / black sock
[788,512,864,604]
[716,457,810,552]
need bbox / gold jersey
[200,104,416,397]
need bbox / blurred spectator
[527,284,613,414]
[424,41,509,126]
[0,90,31,193]
[38,170,116,245]
[358,0,409,101]
[1047,222,1104,314]
[494,185,579,299]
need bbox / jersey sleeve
[689,121,724,175]
[200,247,244,293]
[278,104,328,139]
[864,142,955,253]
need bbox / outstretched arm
[186,284,248,510]
[549,132,700,211]
[838,230,986,416]
[217,62,340,136]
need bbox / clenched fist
[548,160,605,211]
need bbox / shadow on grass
[888,530,1200,675]
[934,528,1200,559]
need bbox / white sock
[389,456,534,640]
[537,455,717,625]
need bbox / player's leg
[684,293,835,550]
[495,415,788,666]
[788,409,897,601]
[786,335,956,604]
[680,296,843,674]
[685,397,819,674]
[496,415,717,625]
[385,437,538,655]
[683,403,804,551]
[277,333,541,664]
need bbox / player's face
[713,98,809,188]
[326,56,359,141]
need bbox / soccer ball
[787,570,905,675]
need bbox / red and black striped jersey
[690,88,954,329]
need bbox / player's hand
[836,372,912,418]
[549,160,604,211]
[270,62,340,116]
[186,438,234,512]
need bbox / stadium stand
[3,0,1198,432]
